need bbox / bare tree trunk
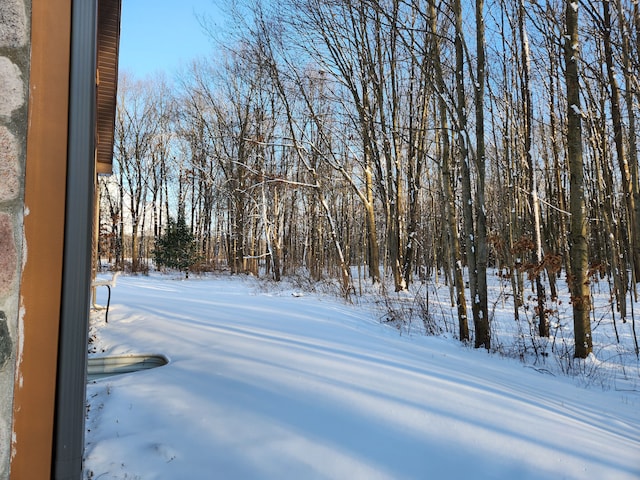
[367,3,405,291]
[453,0,479,344]
[118,168,125,269]
[430,0,469,342]
[590,116,627,318]
[547,29,571,282]
[565,0,593,358]
[616,0,640,287]
[519,0,548,337]
[474,0,490,349]
[602,0,640,284]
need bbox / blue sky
[119,0,222,78]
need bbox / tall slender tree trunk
[453,0,479,344]
[616,0,640,287]
[547,34,571,280]
[364,163,381,283]
[131,222,139,272]
[262,181,281,281]
[592,123,627,318]
[519,0,548,336]
[565,0,593,358]
[474,0,490,349]
[118,169,125,269]
[602,0,640,284]
[430,0,469,342]
[402,39,428,288]
[272,188,283,282]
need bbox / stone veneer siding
[0,0,29,478]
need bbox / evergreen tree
[154,215,199,278]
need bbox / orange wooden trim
[11,0,72,477]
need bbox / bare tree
[564,0,593,358]
[519,0,548,337]
[428,0,469,342]
[472,0,490,349]
[114,74,159,272]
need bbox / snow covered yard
[84,274,640,479]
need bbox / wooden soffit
[96,0,122,175]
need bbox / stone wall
[0,0,29,478]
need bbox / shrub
[153,215,199,278]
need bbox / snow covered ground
[84,273,640,479]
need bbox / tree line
[99,0,640,358]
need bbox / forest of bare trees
[99,0,640,358]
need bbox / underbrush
[260,267,640,392]
[95,263,640,391]
[370,272,640,392]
